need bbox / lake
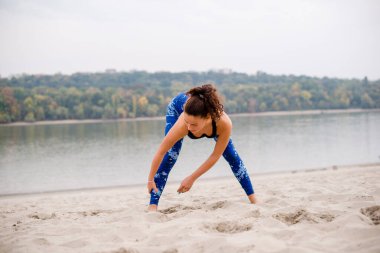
[1,110,379,195]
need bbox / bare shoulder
[216,112,232,134]
[170,113,188,136]
[158,114,188,154]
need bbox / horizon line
[0,68,376,81]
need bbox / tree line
[0,70,379,123]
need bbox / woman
[147,84,257,211]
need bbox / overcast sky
[0,0,379,80]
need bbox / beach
[0,164,379,253]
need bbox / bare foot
[248,194,258,204]
[148,204,158,212]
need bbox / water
[1,111,380,195]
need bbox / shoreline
[1,162,379,198]
[1,108,380,127]
[1,162,379,253]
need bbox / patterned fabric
[149,93,254,205]
[218,138,254,196]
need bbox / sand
[1,164,379,253]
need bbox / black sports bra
[187,120,217,139]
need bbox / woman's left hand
[177,175,195,193]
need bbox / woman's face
[183,113,208,133]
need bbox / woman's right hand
[147,180,158,194]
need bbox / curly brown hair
[184,84,224,120]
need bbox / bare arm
[147,114,187,184]
[177,113,232,193]
[190,124,231,180]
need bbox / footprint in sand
[207,200,228,210]
[273,208,335,225]
[158,201,228,216]
[159,204,201,214]
[145,205,196,223]
[79,210,102,217]
[159,205,181,214]
[244,209,261,219]
[360,205,380,225]
[28,212,56,220]
[204,221,252,234]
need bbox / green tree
[361,93,374,108]
[74,103,85,119]
[259,102,267,112]
[1,71,379,124]
[0,87,20,122]
[24,112,35,122]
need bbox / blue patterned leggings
[150,93,255,205]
